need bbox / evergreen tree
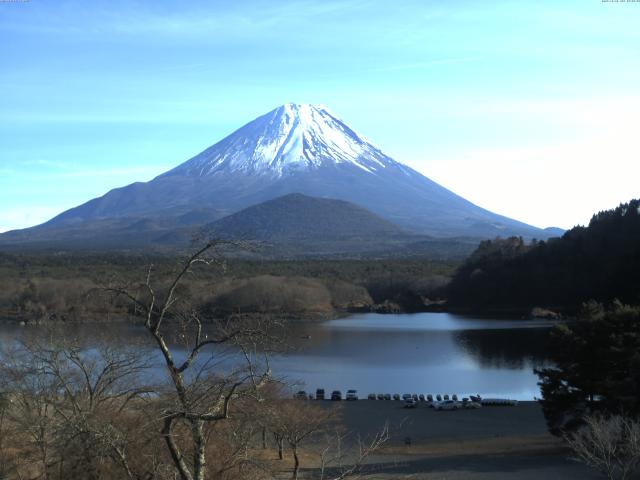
[536,302,640,435]
[447,199,640,312]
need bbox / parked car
[377,393,384,400]
[294,390,307,400]
[331,390,342,401]
[436,394,442,402]
[418,394,425,402]
[368,393,376,400]
[383,394,391,400]
[316,388,325,400]
[402,394,412,401]
[434,400,461,411]
[427,394,434,402]
[346,389,358,401]
[404,398,418,408]
[393,393,401,401]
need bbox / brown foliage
[210,275,335,316]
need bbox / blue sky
[1,0,639,232]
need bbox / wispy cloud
[0,0,371,40]
[53,166,170,179]
[1,163,170,182]
[360,56,483,74]
[19,159,71,169]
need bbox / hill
[162,193,480,259]
[206,193,403,241]
[446,199,640,313]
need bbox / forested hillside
[0,255,454,323]
[446,199,640,312]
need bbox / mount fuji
[0,103,560,252]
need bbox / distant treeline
[0,254,455,323]
[446,199,640,313]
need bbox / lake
[0,312,555,400]
[275,313,554,400]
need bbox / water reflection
[454,328,551,369]
[274,313,555,399]
[0,312,556,400]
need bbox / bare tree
[266,399,338,480]
[0,392,20,479]
[565,413,640,480]
[108,241,277,480]
[318,423,390,480]
[0,338,155,480]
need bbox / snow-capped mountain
[162,104,401,178]
[1,103,560,249]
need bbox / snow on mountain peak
[165,103,400,178]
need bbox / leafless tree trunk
[292,443,300,480]
[108,240,277,480]
[273,432,285,460]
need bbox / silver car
[434,400,461,410]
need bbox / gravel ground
[307,400,601,479]
[332,400,549,443]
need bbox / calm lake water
[275,313,554,400]
[0,312,555,400]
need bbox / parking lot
[321,399,548,445]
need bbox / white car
[434,400,462,410]
[346,389,358,401]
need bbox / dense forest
[446,199,640,314]
[0,254,454,323]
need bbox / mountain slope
[163,103,392,177]
[0,103,559,250]
[0,193,480,259]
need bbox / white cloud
[419,100,640,229]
